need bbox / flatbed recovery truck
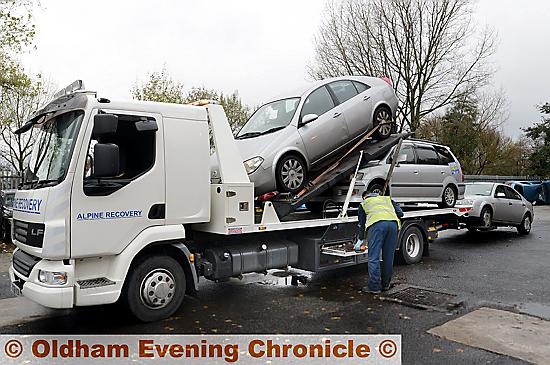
[9,81,471,321]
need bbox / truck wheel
[122,255,186,322]
[398,226,424,265]
[517,214,532,235]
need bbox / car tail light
[257,191,278,202]
[380,76,393,87]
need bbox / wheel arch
[371,102,393,122]
[271,148,310,177]
[396,221,428,252]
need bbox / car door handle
[333,112,342,118]
[413,170,419,174]
[508,202,513,205]
[363,95,371,101]
[441,171,446,174]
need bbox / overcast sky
[21,0,550,138]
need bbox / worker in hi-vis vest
[355,190,404,294]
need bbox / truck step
[77,277,116,289]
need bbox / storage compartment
[203,240,298,280]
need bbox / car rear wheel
[373,107,393,140]
[517,214,532,235]
[276,154,307,194]
[438,185,457,208]
[479,206,493,230]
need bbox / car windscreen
[236,98,300,139]
[465,184,493,196]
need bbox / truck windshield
[236,98,300,139]
[21,110,84,189]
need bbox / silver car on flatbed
[456,182,534,235]
[233,76,398,195]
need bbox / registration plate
[11,282,21,296]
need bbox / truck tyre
[517,213,532,235]
[123,255,186,322]
[276,154,307,194]
[373,107,393,140]
[398,226,424,265]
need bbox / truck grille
[13,220,45,248]
[12,250,41,278]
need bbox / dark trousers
[367,220,398,291]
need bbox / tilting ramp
[272,132,412,218]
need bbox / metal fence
[0,171,20,190]
[464,175,543,183]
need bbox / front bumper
[9,251,74,309]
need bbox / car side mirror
[93,114,118,138]
[300,114,318,126]
[496,192,506,198]
[397,154,407,163]
[93,143,120,178]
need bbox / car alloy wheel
[373,107,393,139]
[444,187,456,206]
[278,156,306,193]
[517,214,531,235]
[481,207,492,229]
[524,216,531,231]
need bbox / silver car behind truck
[456,182,534,235]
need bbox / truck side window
[84,114,156,196]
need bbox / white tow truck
[9,81,471,321]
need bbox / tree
[416,92,525,175]
[523,104,550,177]
[132,69,250,133]
[0,72,53,174]
[309,0,496,132]
[0,0,36,91]
[131,67,185,104]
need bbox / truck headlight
[243,157,264,174]
[38,270,67,285]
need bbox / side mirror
[397,154,407,163]
[93,143,120,178]
[300,114,318,126]
[496,192,506,198]
[93,114,118,138]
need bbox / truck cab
[10,81,212,319]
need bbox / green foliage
[132,69,250,134]
[417,97,528,175]
[131,67,185,104]
[0,0,36,53]
[523,104,550,177]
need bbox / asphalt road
[1,207,549,364]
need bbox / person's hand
[354,239,364,251]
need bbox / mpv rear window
[434,146,455,165]
[415,146,439,165]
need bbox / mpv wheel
[517,214,531,235]
[373,107,393,140]
[439,185,457,208]
[276,155,307,194]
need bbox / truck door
[327,80,373,138]
[70,110,165,257]
[298,86,349,163]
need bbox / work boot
[362,286,381,294]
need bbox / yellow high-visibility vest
[360,195,401,230]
